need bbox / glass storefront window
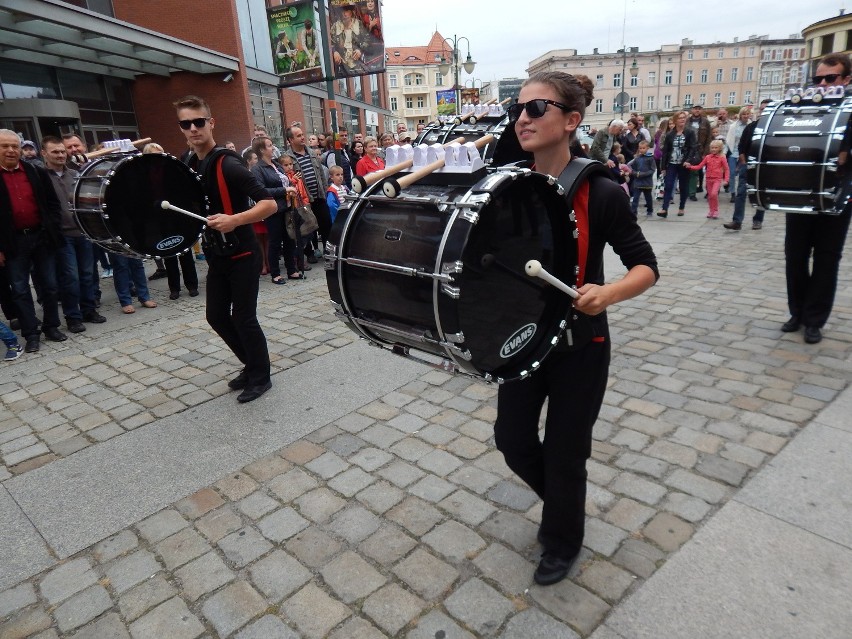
[302,94,326,136]
[58,69,109,110]
[0,61,59,99]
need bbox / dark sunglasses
[812,73,845,84]
[178,118,210,130]
[507,99,571,123]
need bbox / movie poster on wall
[267,1,325,87]
[436,89,456,116]
[327,0,385,79]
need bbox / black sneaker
[533,553,578,586]
[237,381,272,403]
[148,269,168,281]
[67,320,86,333]
[83,311,107,323]
[228,369,249,390]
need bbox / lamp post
[439,34,476,116]
[630,58,639,115]
[618,50,640,116]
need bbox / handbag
[285,189,320,240]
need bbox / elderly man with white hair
[589,119,625,167]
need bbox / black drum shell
[73,153,207,258]
[326,170,574,382]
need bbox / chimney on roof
[593,47,598,54]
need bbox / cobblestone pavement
[1,207,851,638]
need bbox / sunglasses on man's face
[178,118,210,130]
[507,99,571,123]
[812,73,845,84]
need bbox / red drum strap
[574,181,590,288]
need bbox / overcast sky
[381,0,845,82]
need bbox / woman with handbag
[251,137,299,284]
[281,156,320,278]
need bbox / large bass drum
[325,168,577,383]
[73,153,207,258]
[415,113,530,167]
[748,90,852,214]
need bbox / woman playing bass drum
[494,72,659,586]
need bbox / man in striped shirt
[284,125,330,253]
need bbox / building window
[405,96,413,108]
[729,91,736,105]
[647,95,655,110]
[731,67,739,82]
[716,68,723,82]
[596,74,604,87]
[664,95,672,109]
[648,71,656,85]
[771,70,782,84]
[370,74,379,106]
[760,71,770,85]
[699,93,706,105]
[414,73,424,85]
[746,66,754,81]
[342,104,360,132]
[389,74,398,88]
[684,93,692,106]
[595,99,603,113]
[686,70,693,84]
[687,49,694,60]
[733,47,739,57]
[745,90,753,103]
[630,74,638,87]
[700,69,708,83]
[301,94,325,139]
[718,47,724,58]
[404,74,413,86]
[629,96,637,110]
[435,72,443,85]
[703,48,709,59]
[612,99,619,112]
[417,96,425,108]
[748,46,755,56]
[713,92,721,106]
[789,67,799,84]
[613,72,622,88]
[390,96,398,110]
[665,70,673,85]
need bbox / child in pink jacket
[686,140,729,219]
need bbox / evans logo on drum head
[156,236,184,251]
[500,323,537,359]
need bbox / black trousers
[784,211,852,328]
[311,198,332,245]
[205,250,270,387]
[494,334,611,560]
[165,251,198,293]
[0,266,16,321]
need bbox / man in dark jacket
[687,105,712,200]
[0,129,67,353]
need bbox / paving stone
[0,607,52,639]
[70,612,130,639]
[93,530,139,563]
[285,527,344,569]
[438,489,497,526]
[422,520,486,562]
[305,451,350,478]
[408,610,476,639]
[611,539,665,579]
[0,582,37,617]
[664,468,729,503]
[257,506,310,543]
[604,498,656,532]
[487,479,540,511]
[416,423,457,445]
[234,615,300,639]
[409,473,457,502]
[609,472,668,505]
[417,449,464,476]
[53,585,112,633]
[335,413,375,434]
[105,550,162,594]
[281,439,326,464]
[282,584,351,639]
[241,454,293,483]
[39,557,98,605]
[215,473,260,501]
[327,504,382,543]
[195,505,242,543]
[267,468,319,502]
[530,578,610,635]
[360,526,418,566]
[447,465,502,493]
[584,518,629,556]
[117,574,176,622]
[614,452,669,478]
[500,608,579,639]
[348,446,393,472]
[577,560,637,602]
[136,509,188,544]
[174,552,235,601]
[201,581,267,638]
[444,578,514,636]
[359,424,406,448]
[237,491,280,520]
[480,511,538,552]
[386,496,444,536]
[327,465,375,497]
[695,454,750,486]
[321,551,387,603]
[377,460,426,487]
[328,616,386,639]
[388,437,435,462]
[642,512,694,552]
[128,597,205,639]
[294,487,347,523]
[661,492,713,523]
[356,480,405,514]
[392,547,459,600]
[151,529,208,572]
[472,543,535,596]
[362,583,426,635]
[218,526,274,567]
[249,549,311,602]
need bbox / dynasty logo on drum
[500,323,537,359]
[156,235,185,252]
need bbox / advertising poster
[327,0,385,79]
[436,89,456,116]
[460,87,481,107]
[267,1,324,87]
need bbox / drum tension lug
[441,284,461,299]
[443,331,465,344]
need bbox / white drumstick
[524,260,580,299]
[160,200,208,223]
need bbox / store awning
[0,0,239,80]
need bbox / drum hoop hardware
[336,256,455,283]
[440,284,460,299]
[444,331,465,344]
[348,315,472,360]
[441,261,464,275]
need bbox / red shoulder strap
[574,181,590,287]
[216,156,234,215]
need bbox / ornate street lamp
[439,34,476,116]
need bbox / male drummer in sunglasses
[174,95,277,402]
[781,53,852,345]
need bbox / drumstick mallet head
[525,260,580,299]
